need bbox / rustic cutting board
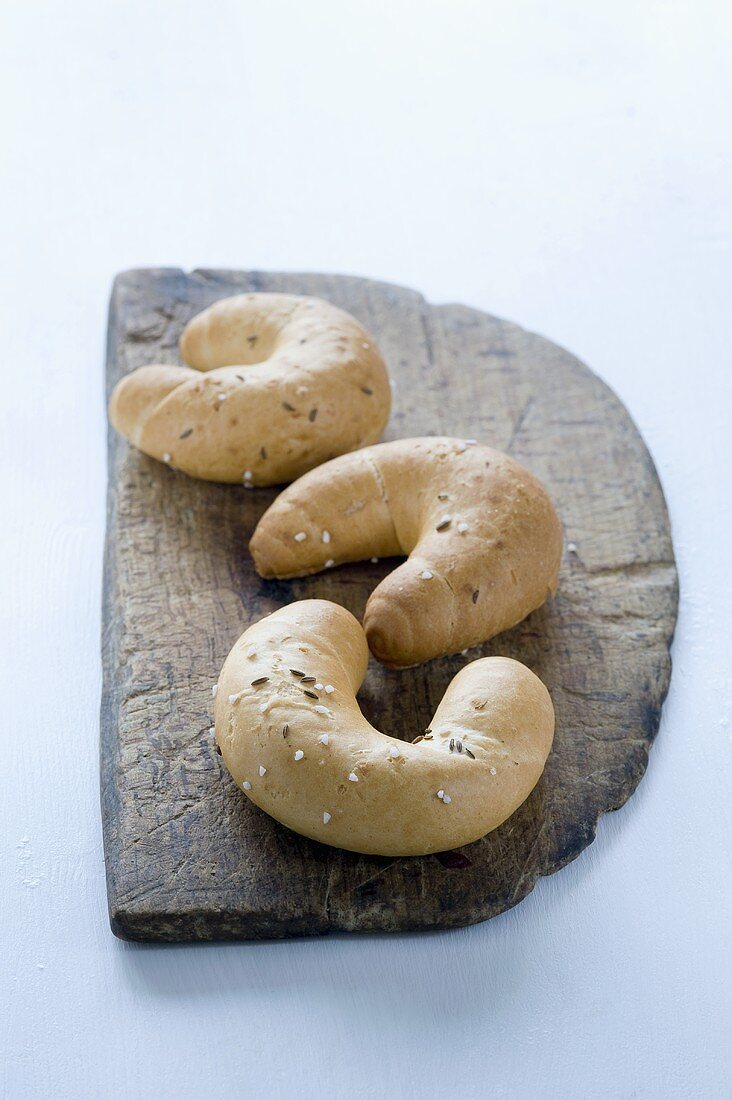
[101,268,678,941]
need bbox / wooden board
[101,268,678,941]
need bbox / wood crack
[506,395,535,453]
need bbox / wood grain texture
[101,268,678,941]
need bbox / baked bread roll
[109,293,391,484]
[214,600,555,856]
[250,438,562,666]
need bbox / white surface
[1,2,730,1097]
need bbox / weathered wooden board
[101,268,678,941]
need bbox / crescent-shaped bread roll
[214,600,555,856]
[249,437,563,666]
[109,292,391,484]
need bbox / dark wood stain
[100,268,678,941]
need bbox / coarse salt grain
[322,531,331,544]
[318,733,330,746]
[246,645,256,658]
[314,704,330,716]
[212,684,218,698]
[258,766,266,777]
[490,767,497,776]
[325,559,335,568]
[420,570,433,580]
[348,772,359,782]
[294,531,307,542]
[442,794,452,804]
[242,780,251,791]
[323,812,331,824]
[567,542,577,553]
[243,470,252,481]
[389,746,401,759]
[294,750,304,761]
[324,685,334,694]
[258,701,267,713]
[437,789,445,800]
[457,522,469,533]
[162,452,171,463]
[217,393,227,401]
[314,683,324,690]
[228,694,238,703]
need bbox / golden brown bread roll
[109,292,391,484]
[214,600,555,856]
[250,437,563,666]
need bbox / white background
[1,2,730,1097]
